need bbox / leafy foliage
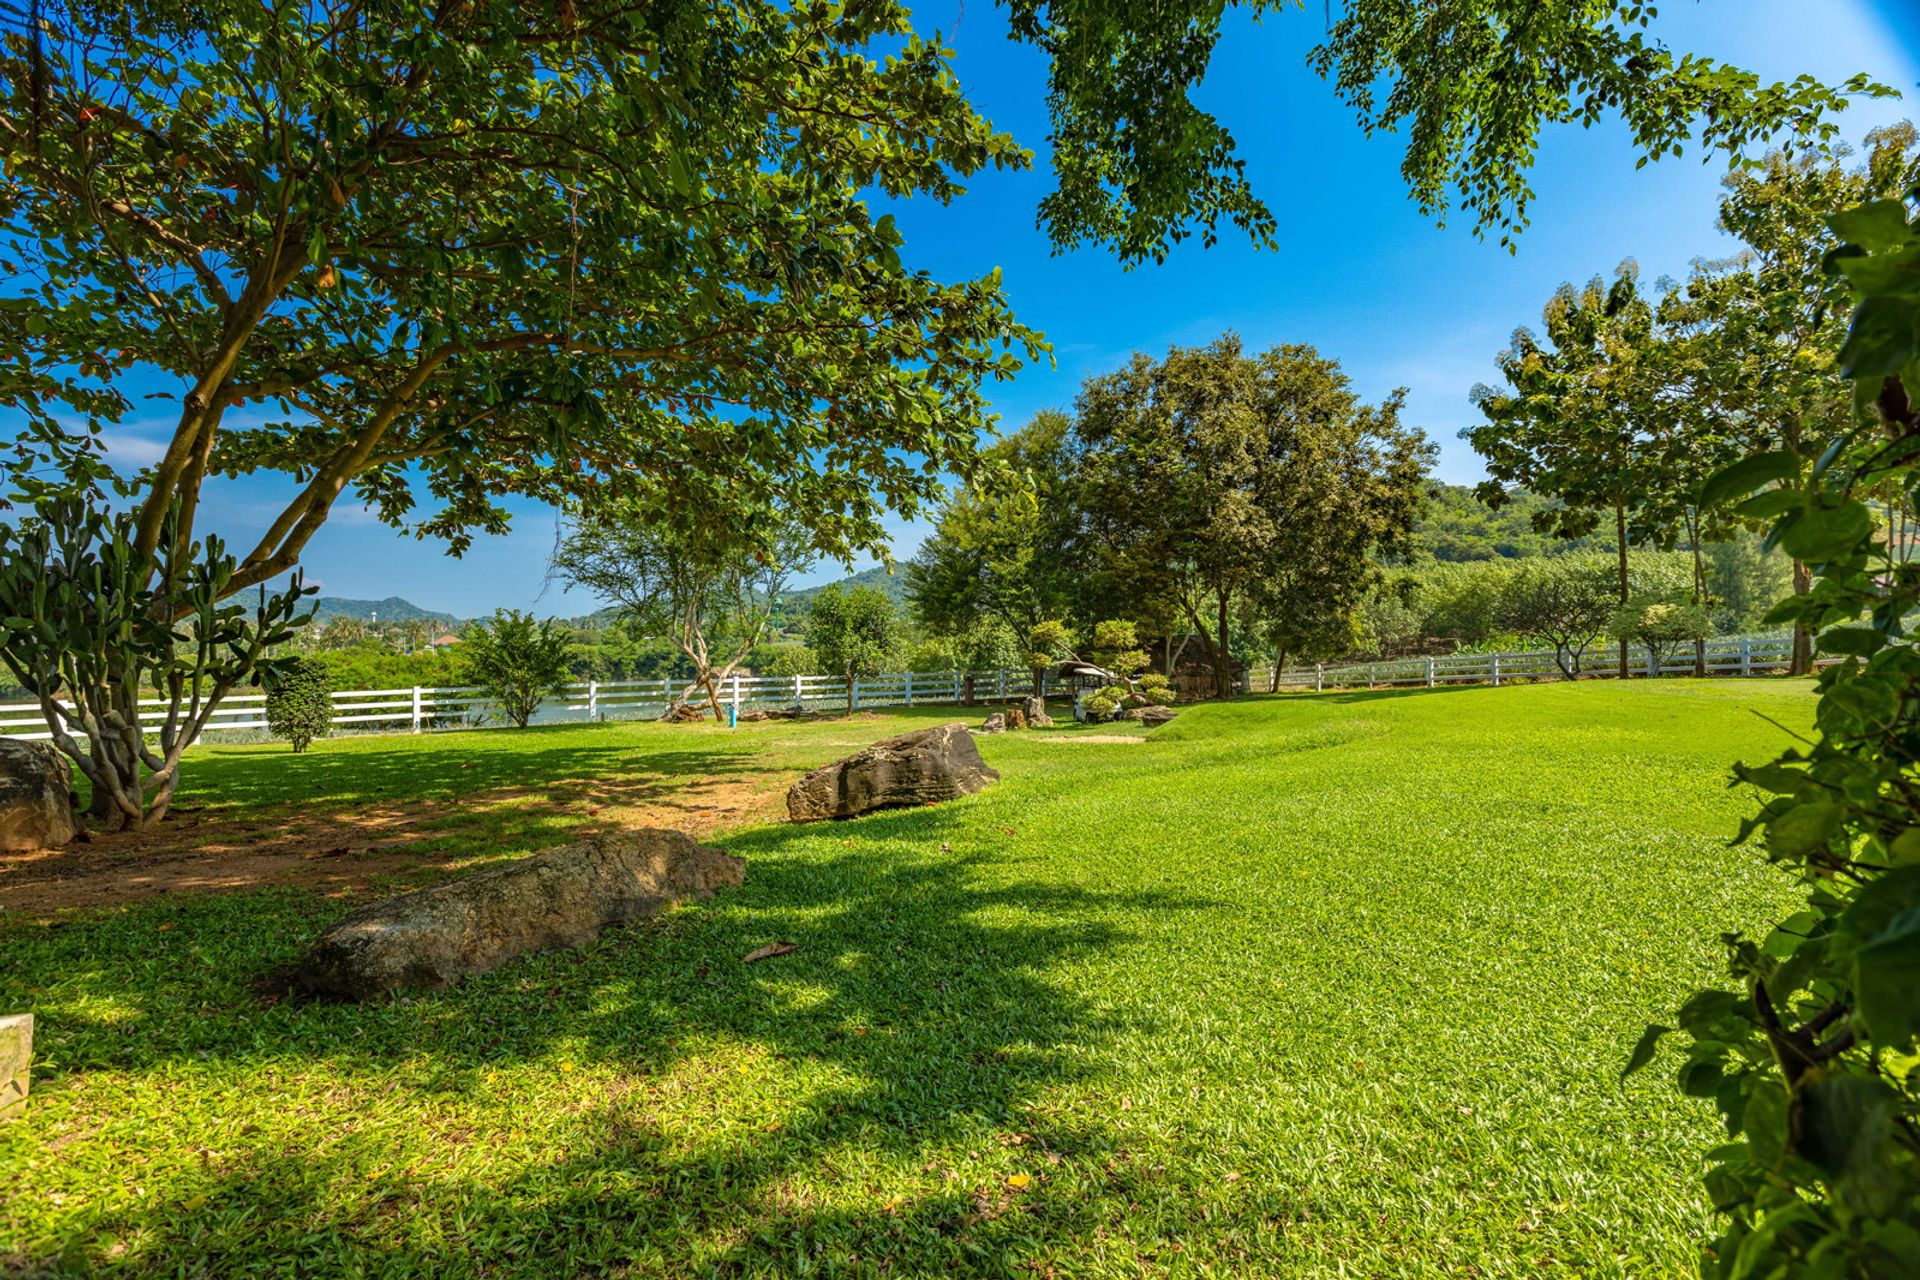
[264,657,332,753]
[458,610,572,729]
[1004,0,1885,261]
[0,0,1038,604]
[1629,174,1920,1274]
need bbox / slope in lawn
[0,681,1811,1277]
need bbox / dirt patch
[0,771,790,919]
[1036,734,1146,744]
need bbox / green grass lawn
[0,681,1813,1277]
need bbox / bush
[1081,684,1126,720]
[459,610,574,728]
[264,657,333,752]
[1138,672,1174,703]
[752,643,820,679]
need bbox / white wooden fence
[0,669,1057,743]
[1261,633,1809,692]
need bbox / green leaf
[1777,499,1874,563]
[1701,452,1800,509]
[1765,800,1843,858]
[1828,200,1915,252]
[1818,627,1884,657]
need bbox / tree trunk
[1689,512,1708,677]
[1216,593,1232,699]
[1270,648,1285,694]
[1790,560,1814,676]
[703,673,726,721]
[1615,501,1631,679]
[846,674,856,715]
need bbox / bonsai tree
[1609,599,1712,677]
[460,611,573,728]
[808,586,899,714]
[1027,619,1073,696]
[264,657,333,753]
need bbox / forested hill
[310,596,460,625]
[1415,483,1596,561]
[778,564,910,610]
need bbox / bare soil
[0,771,789,918]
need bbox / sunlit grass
[1,680,1813,1276]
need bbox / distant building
[431,634,462,649]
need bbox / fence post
[730,673,741,721]
[905,671,914,707]
[794,673,804,705]
[1315,663,1323,693]
[852,677,860,711]
[1740,635,1752,677]
[998,669,1007,699]
[1491,654,1501,688]
[1646,647,1656,680]
[410,685,423,734]
[587,679,598,721]
[1426,657,1435,688]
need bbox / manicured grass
[1,681,1813,1276]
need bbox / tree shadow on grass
[179,729,765,812]
[7,801,1215,1276]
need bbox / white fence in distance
[1261,633,1807,692]
[0,669,1059,744]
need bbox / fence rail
[1260,633,1809,693]
[0,668,1061,744]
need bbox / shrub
[459,610,573,728]
[264,657,333,752]
[1138,672,1174,703]
[1081,684,1126,720]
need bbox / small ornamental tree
[264,657,332,753]
[1500,557,1619,678]
[1026,619,1073,696]
[1609,599,1713,677]
[807,586,899,714]
[460,611,572,729]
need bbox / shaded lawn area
[0,682,1813,1276]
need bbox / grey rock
[0,740,76,851]
[978,712,1008,734]
[787,723,999,822]
[295,830,744,1001]
[1020,695,1053,728]
[1122,704,1177,726]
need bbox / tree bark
[1615,501,1631,679]
[1790,560,1814,676]
[1216,592,1232,699]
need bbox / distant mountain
[780,564,910,610]
[310,595,460,625]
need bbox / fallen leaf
[742,940,797,964]
[1006,1174,1032,1190]
[940,842,951,852]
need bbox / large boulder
[1020,695,1054,728]
[787,723,999,822]
[0,741,76,852]
[1123,704,1177,726]
[294,830,744,1001]
[978,711,1008,734]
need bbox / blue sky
[58,1,1920,615]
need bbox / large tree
[906,411,1086,656]
[0,0,1036,815]
[1661,122,1920,673]
[548,503,813,720]
[1076,337,1432,699]
[1468,265,1662,677]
